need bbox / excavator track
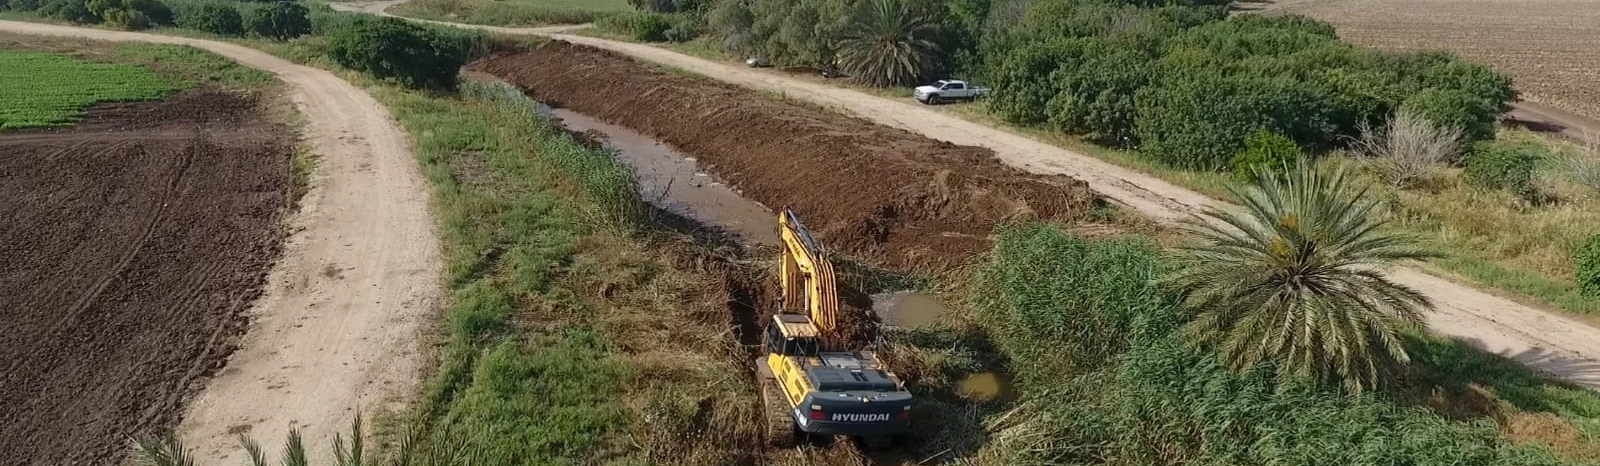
[760,373,798,448]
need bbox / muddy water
[549,108,778,245]
[870,291,952,327]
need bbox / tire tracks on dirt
[0,20,442,464]
[333,3,1600,390]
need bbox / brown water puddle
[550,108,778,245]
[870,291,952,327]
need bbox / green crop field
[0,51,179,129]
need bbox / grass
[958,223,1600,465]
[359,77,758,465]
[390,0,630,27]
[108,43,275,88]
[0,50,178,129]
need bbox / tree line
[614,0,1512,175]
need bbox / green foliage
[595,11,675,42]
[243,1,309,40]
[175,1,243,36]
[974,224,1181,384]
[1575,235,1600,297]
[325,17,476,90]
[1229,130,1303,179]
[974,225,1570,466]
[1464,140,1546,200]
[1134,73,1329,170]
[39,0,97,23]
[971,4,1510,172]
[86,0,169,29]
[836,0,942,87]
[110,43,274,88]
[0,51,178,129]
[706,0,856,69]
[1403,87,1500,142]
[1170,162,1434,392]
[1044,40,1152,144]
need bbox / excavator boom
[778,208,837,333]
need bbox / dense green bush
[40,0,97,23]
[325,16,475,90]
[596,11,675,42]
[176,1,243,36]
[974,224,1180,382]
[973,225,1566,466]
[965,3,1511,172]
[1465,141,1545,199]
[243,1,309,40]
[87,0,170,29]
[1229,130,1303,179]
[1578,235,1600,297]
[1134,73,1329,170]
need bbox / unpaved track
[0,20,441,464]
[336,2,1600,390]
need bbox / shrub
[1044,40,1153,145]
[326,17,474,90]
[1352,107,1464,188]
[1229,130,1302,179]
[1465,140,1545,200]
[1580,235,1600,297]
[1135,73,1330,171]
[597,11,674,42]
[40,0,98,23]
[244,1,309,40]
[176,1,243,36]
[1402,87,1500,142]
[87,0,170,29]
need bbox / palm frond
[1169,161,1436,392]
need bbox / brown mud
[0,88,295,465]
[473,41,1098,272]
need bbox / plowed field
[474,41,1097,270]
[0,88,294,465]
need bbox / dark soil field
[0,88,295,465]
[473,41,1098,271]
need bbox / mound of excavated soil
[0,88,294,465]
[474,41,1096,270]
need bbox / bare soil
[474,41,1097,271]
[0,21,443,466]
[0,88,294,465]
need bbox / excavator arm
[778,208,837,334]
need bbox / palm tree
[835,0,942,87]
[1167,162,1436,392]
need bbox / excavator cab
[759,209,913,448]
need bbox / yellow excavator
[759,208,913,448]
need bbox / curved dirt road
[336,2,1600,390]
[0,20,441,464]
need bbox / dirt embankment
[0,88,295,465]
[473,41,1097,271]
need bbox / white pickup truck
[913,80,990,104]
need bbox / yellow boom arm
[778,208,838,333]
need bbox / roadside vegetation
[583,0,1600,318]
[390,0,634,27]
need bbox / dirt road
[0,20,440,464]
[339,2,1600,390]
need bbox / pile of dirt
[0,88,295,465]
[473,41,1097,271]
